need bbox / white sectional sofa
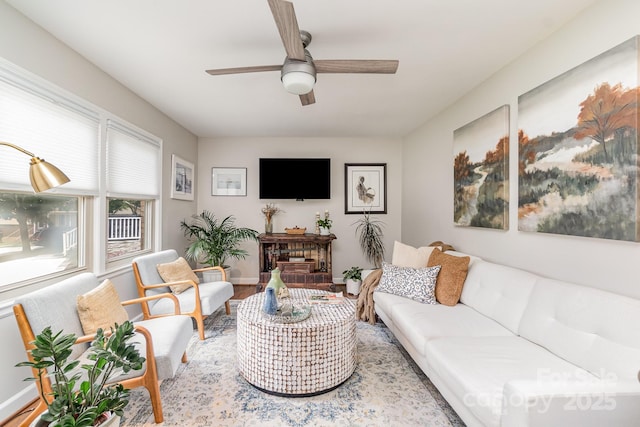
[373,252,640,427]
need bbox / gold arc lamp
[0,141,70,192]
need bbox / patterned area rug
[122,302,465,426]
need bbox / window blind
[0,67,100,194]
[106,121,161,198]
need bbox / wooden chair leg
[146,377,164,423]
[195,314,205,340]
[225,300,231,315]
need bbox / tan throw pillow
[391,241,435,268]
[77,279,129,335]
[427,248,470,306]
[156,257,199,294]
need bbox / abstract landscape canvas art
[453,105,510,229]
[518,36,640,241]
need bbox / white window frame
[0,58,163,296]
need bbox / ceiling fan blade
[315,60,399,74]
[205,65,282,76]
[299,90,316,106]
[267,0,305,61]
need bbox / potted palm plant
[180,210,259,281]
[17,321,144,427]
[342,266,363,296]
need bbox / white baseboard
[0,383,37,424]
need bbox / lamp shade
[29,156,70,192]
[282,71,316,95]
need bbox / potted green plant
[353,208,385,268]
[180,210,259,281]
[342,266,363,296]
[17,321,144,427]
[316,217,332,235]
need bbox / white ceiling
[7,0,598,138]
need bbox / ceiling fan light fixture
[282,70,315,95]
[281,51,316,95]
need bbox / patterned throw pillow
[376,262,441,304]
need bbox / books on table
[308,292,345,304]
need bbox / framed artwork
[170,154,194,201]
[453,105,510,230]
[211,167,247,196]
[344,163,387,214]
[518,35,640,241]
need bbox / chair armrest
[193,265,227,281]
[122,293,182,315]
[501,378,640,427]
[137,281,177,290]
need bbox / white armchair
[13,272,193,425]
[132,249,234,340]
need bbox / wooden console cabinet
[257,233,336,291]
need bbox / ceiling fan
[205,0,399,106]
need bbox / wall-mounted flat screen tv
[259,158,331,200]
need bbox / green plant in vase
[316,218,332,235]
[17,321,144,427]
[180,210,259,268]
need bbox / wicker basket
[285,227,306,235]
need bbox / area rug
[122,302,465,427]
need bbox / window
[0,59,162,291]
[107,198,153,261]
[0,192,81,287]
[105,121,161,262]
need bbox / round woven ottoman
[237,288,357,396]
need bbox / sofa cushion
[374,291,514,357]
[76,279,129,334]
[460,260,538,334]
[518,278,640,380]
[156,257,199,294]
[427,248,470,306]
[376,262,440,304]
[425,336,597,427]
[391,241,435,267]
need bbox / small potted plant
[342,266,363,295]
[316,217,333,235]
[180,210,259,281]
[17,321,144,427]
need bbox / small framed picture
[170,154,194,201]
[212,167,247,196]
[345,163,387,214]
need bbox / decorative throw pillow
[156,257,199,294]
[427,248,470,306]
[391,241,435,268]
[376,262,440,304]
[77,279,129,335]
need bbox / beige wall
[403,0,640,300]
[0,2,198,418]
[197,137,403,282]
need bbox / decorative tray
[263,304,312,324]
[285,227,306,235]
